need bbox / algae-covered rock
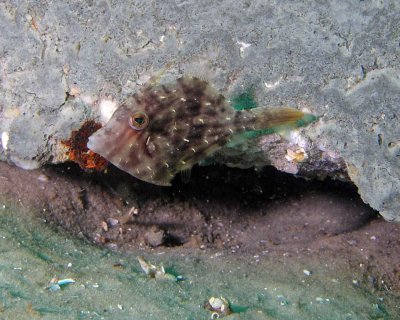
[0,1,399,220]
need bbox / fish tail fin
[226,108,318,147]
[237,107,318,132]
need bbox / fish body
[87,77,314,186]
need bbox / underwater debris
[204,296,232,318]
[204,296,250,318]
[285,148,308,163]
[62,120,108,171]
[88,76,317,186]
[46,277,75,292]
[137,256,183,281]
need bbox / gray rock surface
[0,1,399,220]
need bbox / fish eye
[129,112,149,130]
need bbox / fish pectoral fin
[180,168,192,184]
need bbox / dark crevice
[17,161,379,251]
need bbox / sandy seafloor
[0,162,399,319]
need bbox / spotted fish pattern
[87,77,312,186]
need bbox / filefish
[87,76,315,186]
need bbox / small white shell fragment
[316,297,330,304]
[137,256,179,281]
[206,296,231,315]
[57,278,75,286]
[138,256,154,275]
[303,269,311,276]
[209,297,225,310]
[47,278,75,291]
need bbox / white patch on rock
[10,156,40,170]
[288,131,308,149]
[1,132,9,151]
[237,40,252,57]
[264,78,282,89]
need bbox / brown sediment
[2,160,400,293]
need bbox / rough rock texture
[0,1,399,220]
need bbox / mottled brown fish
[87,76,314,186]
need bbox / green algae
[231,90,258,111]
